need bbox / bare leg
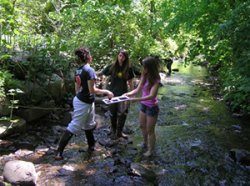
[144,115,157,157]
[139,111,147,147]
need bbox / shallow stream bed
[1,62,249,185]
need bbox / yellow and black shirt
[102,64,134,96]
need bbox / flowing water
[127,62,250,185]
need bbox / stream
[0,61,250,185]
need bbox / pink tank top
[140,79,160,107]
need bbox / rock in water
[3,160,37,186]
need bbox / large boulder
[16,101,54,122]
[3,160,37,186]
[47,73,66,103]
[21,81,45,105]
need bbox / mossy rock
[0,116,26,139]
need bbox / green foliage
[7,88,24,122]
[0,70,19,95]
[0,0,249,114]
[0,70,22,124]
[158,0,250,114]
[217,1,250,114]
[222,1,250,73]
[0,77,5,102]
[223,75,250,113]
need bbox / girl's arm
[130,82,159,102]
[127,79,133,91]
[88,79,113,98]
[75,82,80,94]
[125,78,143,97]
[75,76,81,94]
[96,70,103,77]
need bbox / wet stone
[14,141,36,150]
[229,149,250,166]
[231,124,241,131]
[113,176,134,186]
[84,170,113,186]
[127,147,138,156]
[130,163,157,183]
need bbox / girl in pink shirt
[125,56,161,157]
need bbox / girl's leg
[109,104,118,139]
[84,103,96,151]
[85,129,96,151]
[117,114,127,138]
[55,129,73,160]
[144,115,157,157]
[139,111,147,147]
[117,102,129,138]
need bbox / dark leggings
[85,129,95,147]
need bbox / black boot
[55,130,73,160]
[110,116,118,139]
[109,104,118,139]
[85,129,96,151]
[116,114,127,139]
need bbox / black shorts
[140,104,159,117]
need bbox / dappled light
[0,62,249,185]
[0,0,249,185]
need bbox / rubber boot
[110,114,118,140]
[85,129,96,151]
[55,130,73,160]
[116,114,127,139]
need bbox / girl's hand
[122,93,128,97]
[129,97,137,103]
[107,91,114,99]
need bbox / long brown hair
[141,56,160,89]
[110,49,130,79]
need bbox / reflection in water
[129,61,250,185]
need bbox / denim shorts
[140,103,159,117]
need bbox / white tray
[102,96,130,104]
